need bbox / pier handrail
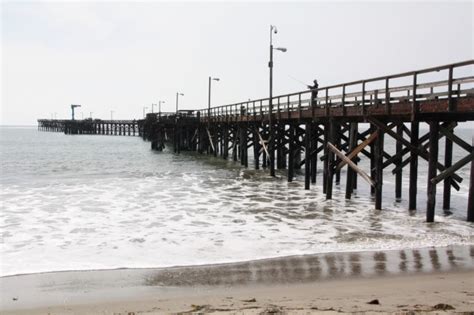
[198,59,474,120]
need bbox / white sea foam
[0,127,473,276]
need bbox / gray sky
[1,0,473,125]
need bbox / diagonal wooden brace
[431,151,474,185]
[439,126,473,153]
[206,128,216,152]
[336,131,378,171]
[328,143,375,187]
[368,117,463,184]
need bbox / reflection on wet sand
[146,245,474,286]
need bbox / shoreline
[2,243,473,279]
[1,245,473,313]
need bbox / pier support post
[223,125,229,159]
[240,126,248,167]
[288,124,295,182]
[395,123,403,200]
[443,135,453,211]
[323,122,329,194]
[409,121,419,211]
[326,120,335,200]
[370,123,376,195]
[335,123,342,185]
[311,123,318,184]
[468,139,474,222]
[269,121,276,177]
[214,127,219,157]
[277,124,286,169]
[375,124,384,210]
[305,122,311,190]
[253,127,260,169]
[427,121,439,222]
[345,122,358,199]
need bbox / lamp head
[276,47,287,52]
[213,78,220,81]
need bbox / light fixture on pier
[158,100,165,116]
[268,24,287,177]
[208,76,220,126]
[176,93,184,114]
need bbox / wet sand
[1,245,473,314]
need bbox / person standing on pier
[308,79,319,107]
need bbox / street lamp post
[208,76,220,128]
[158,100,165,118]
[176,92,184,114]
[110,110,114,120]
[268,24,287,177]
[143,106,148,118]
[151,103,156,114]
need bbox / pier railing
[198,60,474,121]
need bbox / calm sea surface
[0,126,473,276]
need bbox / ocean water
[0,126,473,276]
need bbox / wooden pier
[38,60,474,222]
[38,118,140,136]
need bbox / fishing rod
[288,75,311,88]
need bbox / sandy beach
[1,245,473,314]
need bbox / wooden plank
[206,128,216,153]
[336,130,378,171]
[439,126,472,153]
[328,142,375,187]
[257,129,270,161]
[431,151,474,185]
[370,117,463,184]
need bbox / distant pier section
[38,60,474,222]
[38,118,140,136]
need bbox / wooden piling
[322,122,329,194]
[310,123,318,184]
[305,122,311,190]
[375,125,384,210]
[288,124,295,182]
[443,136,453,211]
[468,138,474,222]
[326,120,336,200]
[370,123,376,195]
[427,121,439,222]
[335,123,342,185]
[253,127,260,169]
[409,121,419,211]
[345,122,357,199]
[395,123,403,199]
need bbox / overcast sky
[1,0,473,125]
